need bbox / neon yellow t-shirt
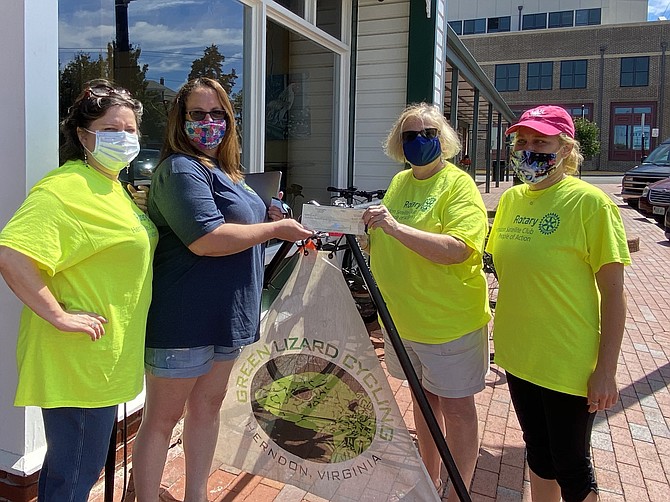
[369,162,491,344]
[0,160,158,408]
[486,176,631,396]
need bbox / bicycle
[322,186,386,325]
[263,186,386,328]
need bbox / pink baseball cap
[506,105,575,138]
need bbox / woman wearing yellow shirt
[0,81,156,501]
[487,105,630,502]
[362,103,490,499]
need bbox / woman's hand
[272,218,314,242]
[586,368,618,413]
[363,205,399,235]
[268,190,287,221]
[53,311,109,342]
[268,204,285,221]
[0,246,108,341]
[127,184,149,213]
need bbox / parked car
[621,137,670,207]
[639,177,670,222]
[665,203,670,241]
[119,148,160,185]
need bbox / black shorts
[507,372,598,502]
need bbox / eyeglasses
[84,84,132,100]
[401,128,439,143]
[186,110,227,121]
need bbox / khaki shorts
[382,326,489,399]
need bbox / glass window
[610,102,655,161]
[620,57,649,87]
[495,64,520,92]
[522,13,547,30]
[564,105,591,120]
[264,20,334,218]
[575,8,601,26]
[487,16,511,33]
[449,20,463,35]
[560,60,587,89]
[316,0,341,40]
[463,18,486,35]
[58,0,247,181]
[548,10,573,28]
[527,62,553,90]
[274,0,305,18]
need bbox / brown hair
[161,77,241,182]
[59,79,143,165]
[383,103,461,163]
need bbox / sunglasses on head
[401,128,438,143]
[186,110,227,121]
[85,84,132,100]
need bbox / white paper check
[301,205,366,235]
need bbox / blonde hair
[383,103,461,163]
[161,78,242,182]
[558,134,583,176]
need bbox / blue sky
[58,0,245,92]
[59,0,670,92]
[648,0,670,20]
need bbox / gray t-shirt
[146,154,267,348]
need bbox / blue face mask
[511,150,562,185]
[402,135,442,167]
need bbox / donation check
[301,204,366,235]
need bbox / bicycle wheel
[341,247,378,325]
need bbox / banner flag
[214,250,439,501]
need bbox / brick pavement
[91,179,670,502]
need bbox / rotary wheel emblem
[538,212,560,235]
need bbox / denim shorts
[145,345,242,378]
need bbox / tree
[188,44,238,94]
[106,42,149,100]
[59,53,108,120]
[574,118,600,160]
[58,44,149,121]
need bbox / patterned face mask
[510,150,562,185]
[185,120,227,149]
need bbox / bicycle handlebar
[326,186,386,202]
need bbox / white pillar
[0,0,59,476]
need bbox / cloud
[648,0,669,20]
[130,0,206,14]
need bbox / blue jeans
[38,406,117,502]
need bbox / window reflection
[265,20,334,217]
[316,0,342,40]
[274,0,305,18]
[58,0,247,180]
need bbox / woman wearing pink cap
[486,105,631,502]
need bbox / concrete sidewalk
[91,181,670,502]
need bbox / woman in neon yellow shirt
[362,103,490,498]
[487,105,631,502]
[0,81,157,501]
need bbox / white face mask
[84,129,140,172]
